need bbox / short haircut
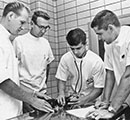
[66,28,86,46]
[91,9,120,30]
[2,2,30,17]
[31,10,50,25]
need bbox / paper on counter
[66,105,95,118]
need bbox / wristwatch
[33,90,37,97]
[108,106,116,114]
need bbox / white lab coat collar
[0,24,11,39]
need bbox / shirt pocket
[86,77,94,88]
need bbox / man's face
[70,43,87,58]
[33,17,50,37]
[9,8,29,36]
[93,26,114,44]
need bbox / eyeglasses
[35,23,50,31]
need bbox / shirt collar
[114,26,126,47]
[70,50,88,62]
[113,26,130,59]
[29,31,39,40]
[0,24,11,39]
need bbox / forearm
[83,88,103,103]
[111,72,130,111]
[103,69,115,102]
[58,80,66,95]
[0,79,34,104]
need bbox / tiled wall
[1,0,130,99]
[56,0,130,57]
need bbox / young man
[13,10,54,112]
[55,28,105,107]
[0,2,52,120]
[91,9,130,119]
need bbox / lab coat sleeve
[0,47,9,83]
[104,44,113,71]
[55,55,69,81]
[47,42,54,64]
[92,60,105,88]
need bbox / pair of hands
[30,92,54,113]
[57,94,86,107]
[86,101,114,120]
[57,95,114,119]
[86,109,114,120]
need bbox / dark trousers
[124,106,130,120]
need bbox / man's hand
[76,96,86,106]
[35,92,51,100]
[31,97,54,113]
[87,109,114,120]
[95,100,110,109]
[75,96,93,107]
[57,94,66,106]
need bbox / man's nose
[41,28,46,31]
[20,26,24,31]
[73,49,78,54]
[98,35,102,41]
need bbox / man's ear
[108,24,114,32]
[84,41,87,46]
[7,11,15,21]
[30,21,34,25]
[30,21,36,28]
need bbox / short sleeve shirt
[13,32,54,91]
[104,26,130,85]
[56,50,105,95]
[0,24,22,120]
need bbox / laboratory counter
[8,103,129,120]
